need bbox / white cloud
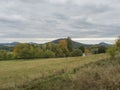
[0,14,27,22]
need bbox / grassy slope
[0,54,113,90]
[24,55,120,90]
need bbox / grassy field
[0,54,120,90]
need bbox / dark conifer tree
[66,37,73,51]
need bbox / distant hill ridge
[0,38,112,47]
[50,38,91,48]
[0,42,20,47]
[98,42,111,46]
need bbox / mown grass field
[0,54,120,90]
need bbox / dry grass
[22,55,120,90]
[0,54,108,90]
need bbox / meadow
[0,54,120,90]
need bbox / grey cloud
[0,0,120,43]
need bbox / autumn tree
[85,47,91,56]
[14,43,33,59]
[58,39,69,57]
[59,39,68,49]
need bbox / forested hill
[50,38,91,48]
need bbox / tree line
[0,37,107,60]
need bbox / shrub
[98,46,107,53]
[71,49,83,57]
[107,45,117,59]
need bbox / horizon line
[0,37,117,44]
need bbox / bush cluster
[107,37,120,58]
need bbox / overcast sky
[0,0,120,44]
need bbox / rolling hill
[0,42,20,47]
[50,38,91,48]
[50,38,111,48]
[98,42,112,46]
[0,38,112,48]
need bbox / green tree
[98,46,107,53]
[66,37,73,51]
[116,36,120,51]
[79,45,85,53]
[71,49,83,57]
[0,50,14,60]
[43,50,55,58]
[46,43,53,50]
[30,45,44,58]
[0,50,7,60]
[41,44,47,51]
[107,37,120,58]
[55,45,65,57]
